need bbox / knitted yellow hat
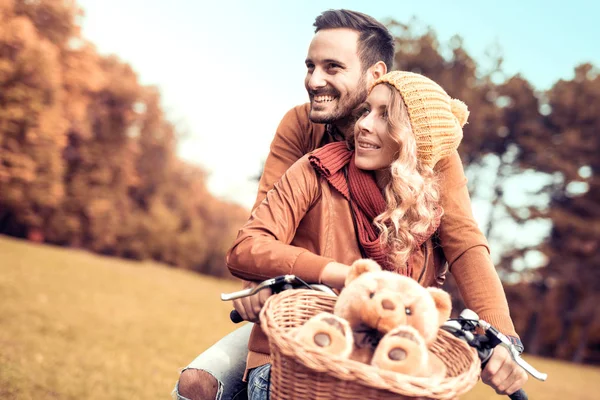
[370,71,468,168]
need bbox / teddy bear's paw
[293,313,353,358]
[371,325,428,375]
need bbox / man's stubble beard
[309,76,368,126]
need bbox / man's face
[304,28,368,124]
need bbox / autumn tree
[517,64,600,363]
[0,0,69,240]
[0,0,248,278]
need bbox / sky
[77,0,600,210]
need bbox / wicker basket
[260,289,481,400]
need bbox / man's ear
[427,288,452,326]
[345,259,381,287]
[366,61,387,86]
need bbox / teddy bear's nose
[381,299,396,310]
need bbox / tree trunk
[572,319,592,363]
[523,311,541,355]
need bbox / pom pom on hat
[370,71,466,168]
[450,99,469,127]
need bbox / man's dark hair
[314,9,395,72]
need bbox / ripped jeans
[172,323,252,400]
[247,363,271,400]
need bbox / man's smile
[313,95,337,103]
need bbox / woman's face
[354,84,402,172]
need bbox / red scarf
[309,142,441,276]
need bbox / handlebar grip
[229,309,244,324]
[509,389,528,400]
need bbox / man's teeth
[314,95,335,103]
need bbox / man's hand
[232,280,272,323]
[481,345,528,395]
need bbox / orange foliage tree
[0,0,248,278]
[0,0,68,238]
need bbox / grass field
[1,235,599,399]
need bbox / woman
[227,71,527,399]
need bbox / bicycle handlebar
[441,309,547,382]
[221,275,336,323]
[220,275,296,301]
[221,275,547,399]
[442,309,548,400]
[508,389,528,400]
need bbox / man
[174,9,527,400]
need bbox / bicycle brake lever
[496,341,548,381]
[478,319,548,382]
[220,275,296,301]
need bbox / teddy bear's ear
[427,288,452,326]
[345,259,382,286]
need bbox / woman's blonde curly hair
[368,84,442,267]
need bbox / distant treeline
[0,0,249,278]
[1,2,598,363]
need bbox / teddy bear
[293,259,452,379]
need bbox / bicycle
[222,275,547,400]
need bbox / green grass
[1,235,599,399]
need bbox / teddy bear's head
[333,259,452,345]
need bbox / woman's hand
[481,345,528,395]
[320,261,350,289]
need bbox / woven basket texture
[260,289,481,400]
